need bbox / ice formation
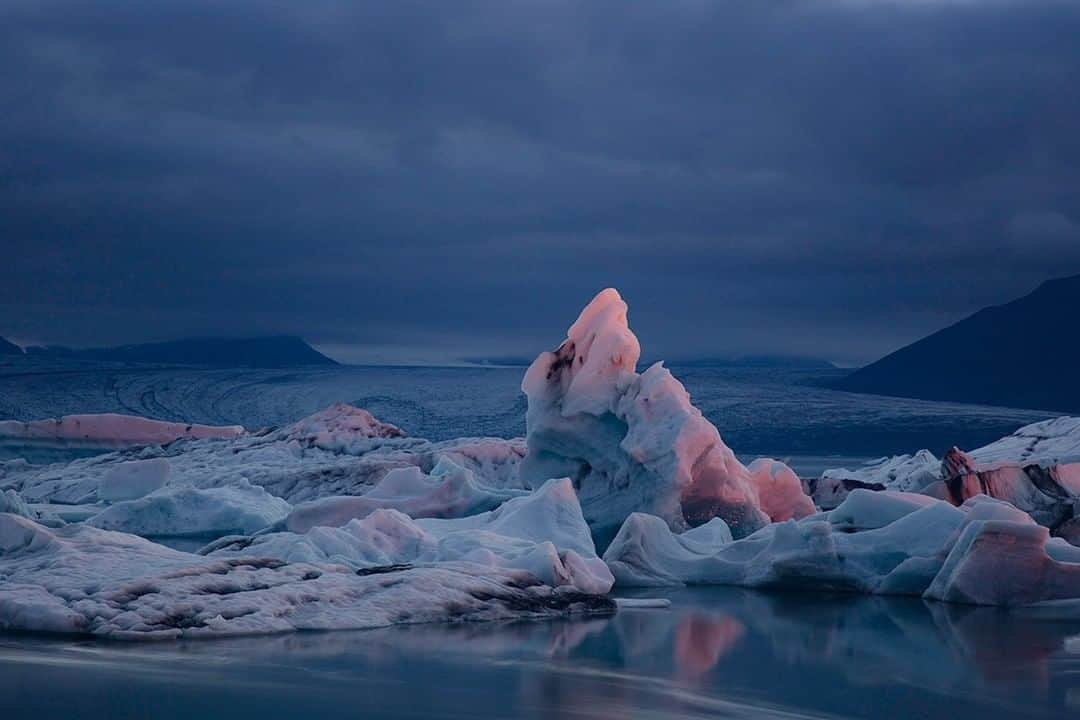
[0,513,613,639]
[281,458,526,533]
[813,416,1080,543]
[4,289,1080,638]
[520,289,799,548]
[746,459,816,522]
[1,404,525,506]
[604,488,1080,607]
[207,479,613,595]
[808,451,939,509]
[88,481,291,539]
[0,413,243,445]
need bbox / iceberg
[206,479,614,595]
[0,513,613,639]
[604,488,1080,606]
[520,289,802,548]
[814,416,1080,543]
[280,458,527,533]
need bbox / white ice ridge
[0,513,613,639]
[520,288,811,548]
[603,489,1080,607]
[204,479,614,595]
[0,414,244,445]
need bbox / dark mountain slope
[0,337,23,355]
[833,274,1080,413]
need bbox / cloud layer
[3,1,1079,363]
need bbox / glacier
[2,288,1080,639]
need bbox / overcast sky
[3,1,1079,365]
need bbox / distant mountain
[833,274,1080,412]
[672,355,837,369]
[20,336,337,368]
[0,337,23,355]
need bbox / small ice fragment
[614,597,671,609]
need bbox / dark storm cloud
[3,0,1079,364]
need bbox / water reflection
[3,587,1079,719]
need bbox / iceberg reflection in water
[3,587,1078,720]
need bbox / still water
[3,587,1078,720]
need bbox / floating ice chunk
[282,459,526,533]
[747,459,815,522]
[0,513,613,639]
[0,414,243,445]
[88,481,291,539]
[603,491,1080,606]
[811,451,941,509]
[816,417,1080,543]
[98,458,170,502]
[614,597,671,609]
[520,289,769,549]
[828,489,940,532]
[603,513,735,587]
[208,479,614,594]
[926,496,1080,606]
